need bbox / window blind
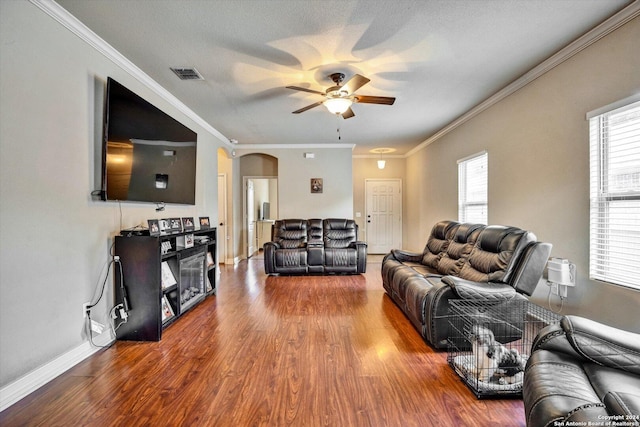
[458,151,488,224]
[589,100,640,290]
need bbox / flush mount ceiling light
[370,147,396,169]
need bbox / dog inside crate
[448,300,536,394]
[469,323,527,384]
[448,300,561,396]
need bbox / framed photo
[199,217,210,228]
[161,295,175,322]
[147,219,160,236]
[168,218,182,233]
[158,219,170,234]
[311,178,323,194]
[182,217,195,231]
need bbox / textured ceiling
[57,0,633,155]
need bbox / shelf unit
[114,227,216,341]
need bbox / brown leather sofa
[524,315,640,427]
[382,220,552,348]
[263,218,367,274]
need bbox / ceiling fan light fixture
[324,97,352,115]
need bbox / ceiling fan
[286,73,395,119]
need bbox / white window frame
[588,95,640,290]
[458,151,488,224]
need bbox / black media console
[114,227,216,341]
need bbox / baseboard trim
[0,331,114,412]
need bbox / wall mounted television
[101,77,197,205]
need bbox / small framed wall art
[311,178,323,194]
[199,217,210,228]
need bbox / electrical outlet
[83,303,90,318]
[559,284,568,298]
[551,283,559,296]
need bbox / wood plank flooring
[0,256,526,426]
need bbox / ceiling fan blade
[341,74,370,95]
[355,95,396,105]
[292,101,324,114]
[286,86,325,96]
[341,107,355,119]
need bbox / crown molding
[406,1,640,157]
[352,154,404,159]
[235,143,355,150]
[29,0,231,146]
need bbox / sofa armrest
[441,276,517,301]
[559,316,640,376]
[533,316,640,376]
[354,241,367,273]
[389,249,423,263]
[263,241,280,274]
[263,241,281,253]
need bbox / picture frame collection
[148,216,209,236]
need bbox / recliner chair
[264,219,309,274]
[323,218,367,274]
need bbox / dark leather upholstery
[381,220,552,348]
[264,218,367,274]
[524,316,640,427]
[267,219,309,274]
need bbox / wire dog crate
[447,299,561,399]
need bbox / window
[458,151,488,224]
[589,97,640,290]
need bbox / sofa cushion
[457,226,528,284]
[421,220,459,268]
[324,218,357,248]
[274,219,308,248]
[437,223,484,275]
[274,248,308,271]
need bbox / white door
[365,179,402,254]
[217,174,227,264]
[246,179,256,258]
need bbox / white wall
[0,1,223,389]
[402,16,640,332]
[236,147,354,220]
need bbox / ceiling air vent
[170,67,204,80]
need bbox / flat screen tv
[101,77,197,205]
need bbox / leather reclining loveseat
[263,218,367,274]
[382,220,552,348]
[524,315,640,427]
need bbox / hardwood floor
[0,256,526,426]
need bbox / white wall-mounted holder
[547,258,576,298]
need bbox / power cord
[85,253,128,348]
[546,280,565,313]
